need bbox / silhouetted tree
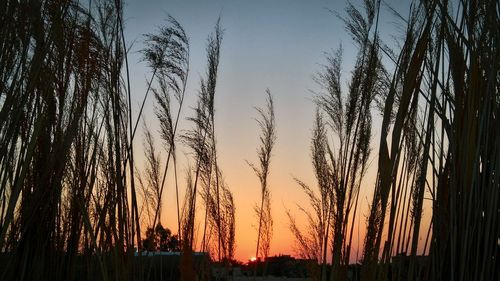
[142,224,180,252]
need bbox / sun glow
[250,257,257,262]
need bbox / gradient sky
[122,0,424,262]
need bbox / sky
[122,0,422,262]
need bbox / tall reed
[141,15,190,240]
[249,89,276,278]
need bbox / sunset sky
[122,0,426,262]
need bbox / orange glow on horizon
[152,150,432,264]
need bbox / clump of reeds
[357,0,500,281]
[141,15,190,238]
[288,2,386,280]
[0,0,146,280]
[179,17,235,280]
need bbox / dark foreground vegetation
[0,0,498,280]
